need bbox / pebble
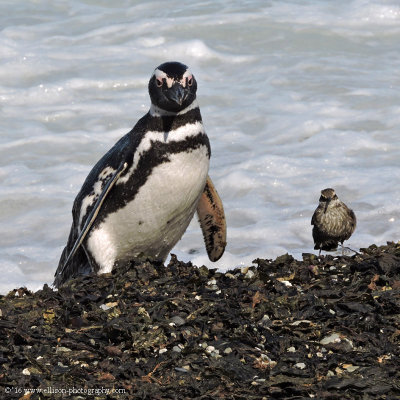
[170,316,186,326]
[308,265,319,275]
[174,367,189,373]
[99,302,118,311]
[205,345,220,358]
[240,266,250,274]
[224,347,233,354]
[172,346,182,353]
[245,270,255,280]
[56,346,72,353]
[320,333,341,345]
[291,320,312,326]
[258,314,272,328]
[137,307,150,318]
[205,345,215,353]
[343,364,359,372]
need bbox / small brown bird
[311,188,356,254]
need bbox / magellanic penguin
[54,61,226,287]
[311,188,356,254]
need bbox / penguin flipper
[54,236,89,287]
[55,162,128,283]
[197,175,226,262]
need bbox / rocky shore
[1,243,399,399]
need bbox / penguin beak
[167,84,187,106]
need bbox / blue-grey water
[1,0,400,293]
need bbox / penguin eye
[156,78,163,87]
[187,76,193,86]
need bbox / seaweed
[0,244,399,399]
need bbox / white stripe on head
[154,68,174,88]
[181,68,192,86]
[154,67,192,88]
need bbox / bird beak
[167,84,187,106]
[323,199,330,213]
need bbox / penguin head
[148,61,197,113]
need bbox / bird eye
[187,76,193,86]
[156,78,163,87]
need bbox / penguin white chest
[86,146,209,273]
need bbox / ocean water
[1,0,400,293]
